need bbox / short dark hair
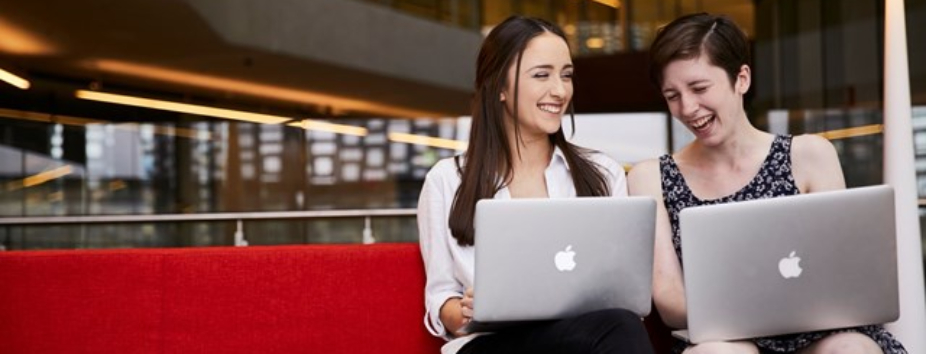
[649,13,750,88]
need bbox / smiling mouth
[538,104,562,114]
[690,115,715,131]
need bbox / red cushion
[0,244,673,352]
[0,244,444,354]
[159,244,443,353]
[0,250,164,353]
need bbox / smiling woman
[502,31,574,144]
[627,12,907,354]
[416,15,654,354]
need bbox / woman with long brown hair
[417,15,654,354]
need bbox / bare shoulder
[790,134,845,192]
[791,134,839,163]
[627,158,663,196]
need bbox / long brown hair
[448,15,611,247]
[649,13,750,88]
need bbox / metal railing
[0,209,418,248]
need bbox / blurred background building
[0,0,924,268]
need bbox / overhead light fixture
[592,0,621,9]
[388,132,466,150]
[91,60,447,118]
[0,17,57,55]
[76,90,291,125]
[286,119,368,137]
[815,124,883,140]
[0,67,29,89]
[76,90,367,137]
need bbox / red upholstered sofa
[0,243,672,353]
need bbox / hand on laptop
[450,288,475,336]
[460,287,474,325]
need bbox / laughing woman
[628,13,906,354]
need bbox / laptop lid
[467,197,655,333]
[680,185,899,344]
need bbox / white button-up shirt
[416,148,628,353]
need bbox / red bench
[0,243,672,353]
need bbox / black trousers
[458,308,655,354]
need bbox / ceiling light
[0,67,29,89]
[76,90,368,138]
[387,132,466,150]
[76,90,291,125]
[592,0,621,9]
[91,60,445,118]
[286,120,368,137]
[0,17,56,55]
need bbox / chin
[529,122,559,136]
[695,133,726,147]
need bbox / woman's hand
[452,288,475,336]
[440,287,476,337]
[460,287,474,326]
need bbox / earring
[500,93,506,101]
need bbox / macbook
[463,196,656,333]
[678,185,899,343]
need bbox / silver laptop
[678,185,899,343]
[462,197,656,334]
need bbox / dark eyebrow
[527,64,573,71]
[663,79,711,93]
[687,79,710,86]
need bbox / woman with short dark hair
[630,12,906,354]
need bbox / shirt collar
[551,146,571,171]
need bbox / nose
[679,93,699,118]
[550,77,567,99]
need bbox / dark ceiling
[0,0,473,121]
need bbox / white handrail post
[362,216,375,244]
[234,219,248,247]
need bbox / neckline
[666,135,781,203]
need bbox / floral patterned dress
[660,135,906,354]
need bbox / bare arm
[791,135,846,193]
[628,159,688,328]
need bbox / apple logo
[554,245,577,272]
[778,251,803,279]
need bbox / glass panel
[0,114,463,218]
[1,110,669,249]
